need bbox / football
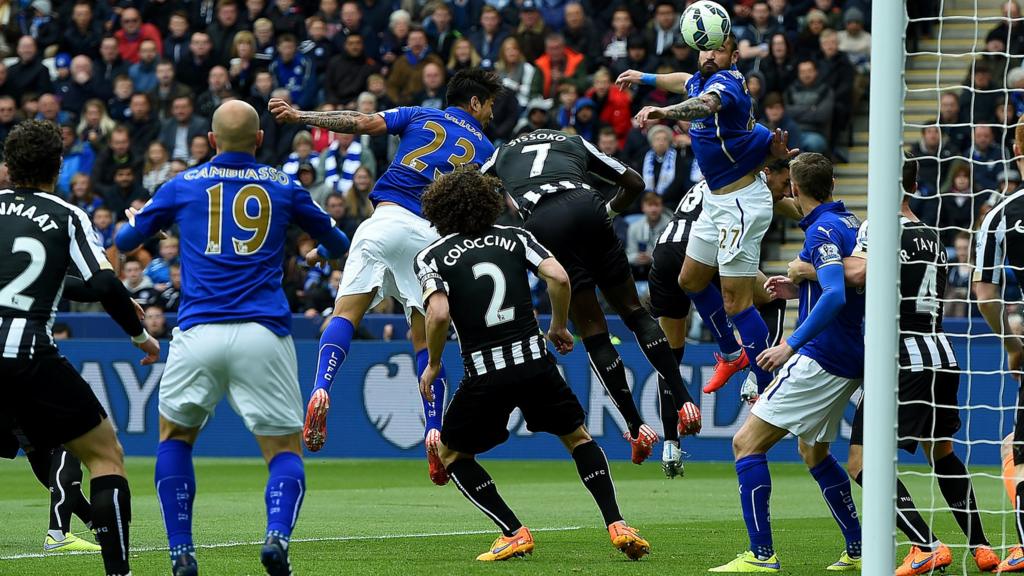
[679,0,732,51]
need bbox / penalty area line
[0,526,583,560]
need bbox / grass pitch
[0,457,1013,575]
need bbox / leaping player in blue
[115,100,351,576]
[269,69,501,486]
[616,35,796,402]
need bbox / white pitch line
[0,526,583,561]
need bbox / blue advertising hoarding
[60,336,1016,465]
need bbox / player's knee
[622,308,659,340]
[560,426,593,452]
[732,428,756,458]
[846,447,863,481]
[798,441,829,468]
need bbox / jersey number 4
[473,262,514,327]
[205,183,272,255]
[399,121,476,179]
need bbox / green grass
[0,457,1015,575]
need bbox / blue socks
[155,439,196,562]
[266,452,306,541]
[313,316,354,394]
[415,349,447,434]
[736,454,774,559]
[810,455,862,558]
[687,284,742,356]
[732,305,773,390]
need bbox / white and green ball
[679,1,732,51]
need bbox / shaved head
[211,100,262,153]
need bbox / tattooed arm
[268,98,389,135]
[633,93,722,125]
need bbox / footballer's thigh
[159,325,231,430]
[64,418,125,478]
[223,323,304,437]
[568,288,610,338]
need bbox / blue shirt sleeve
[291,182,350,258]
[701,71,742,110]
[786,228,847,350]
[379,106,419,135]
[115,178,177,251]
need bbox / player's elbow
[846,262,866,289]
[426,294,451,325]
[541,259,570,291]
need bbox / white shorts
[338,204,439,319]
[159,323,303,436]
[686,176,773,277]
[750,354,862,445]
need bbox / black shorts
[648,234,722,319]
[441,355,586,455]
[0,355,108,454]
[849,368,960,453]
[525,188,633,295]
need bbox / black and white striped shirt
[414,225,553,376]
[974,187,1024,285]
[0,189,110,360]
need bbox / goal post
[862,0,905,572]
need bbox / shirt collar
[212,151,256,165]
[799,200,845,230]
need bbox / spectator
[641,124,693,208]
[164,11,192,65]
[555,81,579,129]
[413,61,447,108]
[378,10,412,67]
[92,206,115,249]
[760,32,796,96]
[115,7,163,64]
[144,236,180,290]
[495,37,543,108]
[282,130,319,176]
[354,91,388,168]
[208,0,247,65]
[107,75,135,122]
[910,124,956,203]
[296,161,330,204]
[944,231,973,317]
[514,97,555,137]
[268,0,304,38]
[447,37,482,76]
[425,2,459,62]
[229,31,260,97]
[60,55,101,113]
[761,91,802,145]
[980,167,1022,223]
[645,1,681,59]
[325,33,378,105]
[196,65,234,118]
[271,34,318,109]
[35,93,69,125]
[306,103,337,152]
[939,91,970,153]
[938,160,986,244]
[586,67,631,147]
[92,125,140,189]
[0,63,11,100]
[516,0,550,62]
[142,141,172,194]
[16,0,58,51]
[269,89,303,162]
[737,1,779,74]
[322,132,373,192]
[386,27,444,105]
[95,36,129,89]
[57,122,95,195]
[335,2,377,57]
[52,53,73,98]
[593,126,630,197]
[612,34,658,87]
[960,61,1000,125]
[189,134,214,166]
[253,17,278,67]
[815,29,854,154]
[127,93,161,157]
[61,1,102,58]
[77,98,117,149]
[358,0,393,33]
[8,36,52,97]
[572,98,601,143]
[346,165,375,222]
[602,7,634,70]
[323,192,359,240]
[150,60,194,120]
[143,305,169,339]
[302,17,339,80]
[795,9,828,60]
[102,165,149,220]
[626,192,672,279]
[970,125,1011,192]
[987,1,1024,67]
[837,7,870,70]
[156,264,182,312]
[469,5,509,70]
[191,0,218,29]
[536,33,586,99]
[0,96,19,159]
[69,173,103,217]
[159,95,210,162]
[812,0,844,30]
[177,32,216,92]
[53,324,72,341]
[128,40,160,93]
[784,59,833,154]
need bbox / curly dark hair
[5,119,62,188]
[446,68,503,108]
[421,164,505,237]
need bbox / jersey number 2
[472,262,515,327]
[205,183,272,255]
[0,237,45,311]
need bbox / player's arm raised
[579,138,644,217]
[537,257,573,354]
[269,98,388,135]
[634,92,721,126]
[615,69,692,94]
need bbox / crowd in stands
[0,0,875,336]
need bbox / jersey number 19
[204,183,272,255]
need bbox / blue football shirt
[371,106,495,216]
[685,68,773,190]
[115,151,339,336]
[793,201,865,379]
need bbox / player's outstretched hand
[786,258,815,284]
[269,98,300,123]
[764,275,798,300]
[633,106,666,127]
[420,363,441,401]
[134,335,160,365]
[770,128,800,160]
[757,342,794,373]
[547,325,574,355]
[615,69,644,91]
